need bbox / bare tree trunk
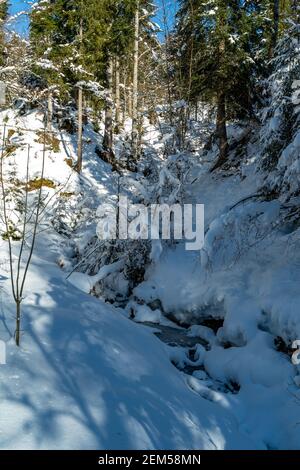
[181,0,195,147]
[76,18,84,173]
[47,90,53,132]
[132,2,140,160]
[273,0,280,47]
[115,57,121,130]
[103,58,114,159]
[211,92,228,171]
[269,0,280,57]
[0,128,46,346]
[15,300,21,347]
[76,85,83,172]
[161,0,175,151]
[123,67,127,125]
[217,92,228,161]
[128,84,132,118]
[291,0,300,21]
[211,12,229,172]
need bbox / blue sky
[8,0,30,36]
[8,0,178,37]
[156,0,178,33]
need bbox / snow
[0,108,257,450]
[188,325,216,346]
[132,304,162,323]
[0,96,299,450]
[0,242,260,450]
[133,132,300,449]
[68,260,125,294]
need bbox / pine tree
[30,0,158,167]
[0,0,8,66]
[0,0,8,21]
[30,0,88,97]
[175,0,272,168]
[132,1,140,160]
[131,0,158,159]
[260,15,300,177]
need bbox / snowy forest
[0,0,299,455]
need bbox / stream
[141,322,208,348]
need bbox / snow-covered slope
[0,106,300,450]
[135,156,300,450]
[0,109,256,450]
[0,236,262,450]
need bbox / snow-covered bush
[74,237,151,303]
[202,200,281,271]
[259,22,300,200]
[72,151,192,301]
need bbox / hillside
[0,0,300,455]
[0,100,299,449]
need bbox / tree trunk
[211,92,228,171]
[217,92,228,162]
[269,0,280,57]
[132,2,140,160]
[76,18,84,173]
[103,58,114,159]
[115,57,120,130]
[291,0,300,21]
[47,90,53,132]
[123,67,127,125]
[128,85,132,118]
[15,300,21,347]
[211,9,229,172]
[76,85,83,173]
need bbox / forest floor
[0,108,300,449]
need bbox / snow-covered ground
[0,238,262,450]
[0,108,300,450]
[137,178,300,449]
